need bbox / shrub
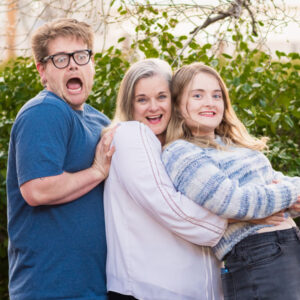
[0,36,299,299]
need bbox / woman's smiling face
[182,72,224,138]
[133,75,172,142]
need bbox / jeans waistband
[227,227,300,257]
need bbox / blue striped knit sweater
[162,137,300,260]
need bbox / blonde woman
[162,62,300,300]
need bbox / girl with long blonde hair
[162,62,300,300]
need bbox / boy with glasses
[7,18,114,299]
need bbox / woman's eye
[137,98,146,103]
[158,94,167,100]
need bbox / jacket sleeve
[111,121,227,247]
[162,140,300,220]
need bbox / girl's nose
[205,95,214,106]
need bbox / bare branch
[172,0,246,66]
[0,0,299,63]
[243,0,257,36]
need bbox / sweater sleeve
[109,121,227,247]
[162,140,300,220]
[272,170,300,218]
[272,169,300,184]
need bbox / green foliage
[218,41,300,175]
[90,47,130,118]
[0,57,42,299]
[0,6,299,298]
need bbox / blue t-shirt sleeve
[14,103,71,186]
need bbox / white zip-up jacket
[104,121,227,300]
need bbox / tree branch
[171,0,246,66]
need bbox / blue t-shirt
[6,90,110,300]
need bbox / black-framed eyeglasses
[41,49,93,69]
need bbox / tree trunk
[6,0,17,59]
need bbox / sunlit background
[0,0,299,62]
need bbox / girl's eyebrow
[190,89,222,93]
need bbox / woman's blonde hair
[165,62,268,151]
[104,58,172,132]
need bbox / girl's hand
[290,196,300,212]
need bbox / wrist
[90,165,106,182]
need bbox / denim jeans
[221,227,300,300]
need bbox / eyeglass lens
[53,50,91,68]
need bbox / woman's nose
[149,99,159,111]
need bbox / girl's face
[181,72,224,138]
[133,75,171,143]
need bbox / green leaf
[118,37,126,43]
[275,50,285,58]
[222,53,232,59]
[242,83,252,93]
[271,112,280,123]
[244,108,254,116]
[202,44,212,50]
[210,59,219,67]
[245,119,255,126]
[288,52,300,60]
[284,115,294,128]
[252,83,261,88]
[254,67,264,73]
[240,41,248,51]
[179,35,187,41]
[189,42,198,50]
[110,0,116,7]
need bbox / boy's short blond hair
[31,18,94,63]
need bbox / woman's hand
[248,211,286,226]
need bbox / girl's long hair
[165,62,268,151]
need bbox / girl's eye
[213,94,222,99]
[193,93,202,99]
[137,98,147,103]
